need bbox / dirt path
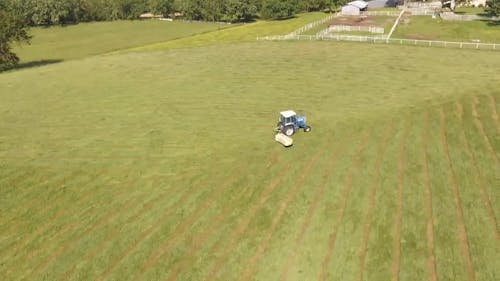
[356,122,395,281]
[390,122,411,281]
[456,102,498,240]
[421,111,438,281]
[278,137,350,281]
[439,108,476,281]
[318,130,372,281]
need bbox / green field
[393,16,500,43]
[13,20,228,63]
[1,15,499,281]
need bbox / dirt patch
[329,15,392,27]
[405,34,437,40]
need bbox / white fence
[409,9,438,16]
[327,25,385,34]
[440,12,500,21]
[287,13,338,36]
[401,1,442,8]
[360,11,401,17]
[257,34,500,51]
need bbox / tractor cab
[277,110,311,136]
[279,110,297,126]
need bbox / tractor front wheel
[304,126,311,132]
[283,125,295,136]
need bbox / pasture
[12,20,228,63]
[393,16,500,43]
[1,14,499,281]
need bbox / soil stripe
[439,108,476,281]
[162,152,283,281]
[57,173,201,281]
[456,102,498,240]
[136,167,254,278]
[471,98,499,165]
[239,143,332,281]
[278,137,351,281]
[390,122,411,281]
[21,171,191,280]
[205,143,327,281]
[0,170,107,265]
[318,130,372,281]
[93,166,244,281]
[486,95,500,133]
[356,122,394,281]
[421,110,438,281]
[163,178,258,281]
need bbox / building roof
[347,0,368,9]
[280,110,296,118]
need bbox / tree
[486,0,500,16]
[224,0,258,22]
[261,0,299,19]
[0,0,31,69]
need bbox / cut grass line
[93,166,245,281]
[471,98,499,165]
[456,102,499,240]
[356,122,395,281]
[486,95,500,133]
[278,137,352,281]
[136,167,255,278]
[238,145,331,281]
[20,173,185,280]
[163,175,259,281]
[439,108,476,281]
[57,174,201,281]
[421,110,438,281]
[204,143,328,281]
[162,152,283,281]
[0,170,108,264]
[0,169,83,233]
[391,122,411,281]
[318,130,372,281]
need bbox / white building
[341,1,369,16]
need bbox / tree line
[4,0,344,26]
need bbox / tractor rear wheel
[304,126,311,132]
[283,125,295,136]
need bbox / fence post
[476,43,479,49]
[460,43,463,48]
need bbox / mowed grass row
[0,42,499,280]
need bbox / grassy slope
[393,16,500,43]
[0,40,499,281]
[126,12,328,52]
[13,20,227,63]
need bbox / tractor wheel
[283,125,295,136]
[304,126,311,132]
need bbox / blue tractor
[276,110,311,136]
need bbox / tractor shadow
[1,59,63,73]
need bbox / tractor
[276,110,311,136]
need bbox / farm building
[342,1,369,16]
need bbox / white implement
[275,133,293,147]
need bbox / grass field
[12,20,228,63]
[1,14,499,281]
[393,16,500,43]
